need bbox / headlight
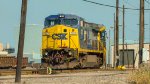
[59,14,65,18]
[45,52,48,55]
[45,32,50,36]
[68,51,72,55]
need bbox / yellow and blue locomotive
[41,14,106,69]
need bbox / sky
[0,0,150,54]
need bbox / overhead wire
[83,0,150,10]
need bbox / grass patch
[128,64,150,84]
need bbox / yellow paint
[117,65,126,70]
[99,26,106,32]
[79,48,103,53]
[42,25,106,59]
[42,25,79,50]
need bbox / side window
[100,31,106,45]
[80,29,84,40]
[101,31,105,38]
[80,21,84,27]
[84,30,87,42]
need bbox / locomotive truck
[41,14,106,69]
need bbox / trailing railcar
[0,56,28,69]
[41,14,106,69]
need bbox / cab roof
[45,14,84,20]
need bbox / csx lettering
[52,34,67,40]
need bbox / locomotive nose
[43,25,69,49]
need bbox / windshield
[45,19,61,27]
[63,19,78,26]
[44,19,78,28]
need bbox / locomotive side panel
[79,28,99,50]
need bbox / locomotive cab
[42,14,80,67]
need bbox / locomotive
[41,14,106,69]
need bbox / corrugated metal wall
[119,49,134,68]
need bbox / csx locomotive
[41,14,106,69]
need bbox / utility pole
[126,43,129,68]
[122,5,125,66]
[149,24,150,64]
[113,13,116,68]
[149,11,150,64]
[108,29,111,66]
[116,0,119,67]
[149,44,150,63]
[15,0,27,83]
[139,0,144,65]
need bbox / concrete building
[6,43,10,49]
[0,42,8,55]
[0,51,8,55]
[111,43,150,69]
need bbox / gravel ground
[0,71,129,84]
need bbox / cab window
[45,19,60,27]
[63,19,78,26]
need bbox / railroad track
[0,70,129,80]
[0,68,134,76]
[53,68,118,73]
[0,69,39,76]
